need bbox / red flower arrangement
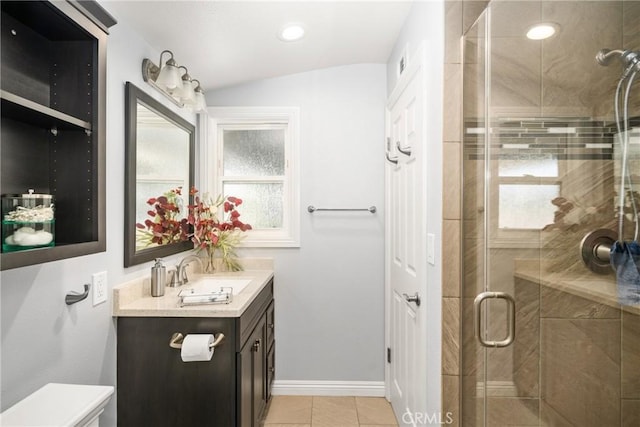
[136,187,252,271]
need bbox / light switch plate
[92,271,107,306]
[427,233,435,265]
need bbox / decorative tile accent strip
[463,116,640,160]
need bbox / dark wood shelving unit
[0,1,115,270]
[1,90,92,131]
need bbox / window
[207,107,300,247]
[490,152,562,247]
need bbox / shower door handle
[474,291,516,348]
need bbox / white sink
[185,277,253,296]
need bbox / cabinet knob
[253,339,261,352]
[269,323,275,329]
[269,367,275,374]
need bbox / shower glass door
[462,1,640,425]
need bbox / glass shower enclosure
[462,1,639,425]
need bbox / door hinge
[387,347,391,363]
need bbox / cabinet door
[238,334,253,427]
[252,315,267,426]
[117,317,236,427]
[266,344,275,402]
[238,314,267,427]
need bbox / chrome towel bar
[169,332,225,350]
[307,205,376,214]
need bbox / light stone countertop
[112,258,274,318]
[514,259,640,316]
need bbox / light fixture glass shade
[180,80,195,102]
[156,62,182,90]
[194,91,206,112]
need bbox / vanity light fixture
[526,22,559,40]
[278,24,305,42]
[141,49,206,112]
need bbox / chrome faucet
[169,254,203,287]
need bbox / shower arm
[596,48,626,66]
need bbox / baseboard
[271,380,386,397]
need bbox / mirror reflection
[135,104,190,250]
[124,82,195,267]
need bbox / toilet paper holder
[169,332,225,350]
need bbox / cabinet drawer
[266,301,275,348]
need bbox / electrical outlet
[92,271,107,306]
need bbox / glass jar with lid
[2,190,55,253]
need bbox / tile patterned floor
[264,396,399,427]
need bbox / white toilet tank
[0,383,114,427]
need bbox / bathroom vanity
[113,268,275,427]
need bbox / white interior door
[386,62,427,426]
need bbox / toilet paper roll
[180,334,214,362]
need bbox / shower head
[621,50,640,76]
[596,48,640,76]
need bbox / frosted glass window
[211,106,300,247]
[136,104,190,180]
[223,129,285,176]
[223,183,283,229]
[498,154,558,177]
[499,184,559,229]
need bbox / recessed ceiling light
[526,23,559,40]
[278,24,305,42]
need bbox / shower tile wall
[510,276,640,426]
[441,1,488,426]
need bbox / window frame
[489,152,564,248]
[207,106,300,247]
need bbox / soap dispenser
[151,258,166,297]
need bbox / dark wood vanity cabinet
[117,279,275,427]
[0,1,115,270]
[238,299,275,427]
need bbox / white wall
[386,0,445,413]
[0,4,196,425]
[387,1,444,95]
[205,64,387,386]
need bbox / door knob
[403,292,421,306]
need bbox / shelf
[1,90,92,131]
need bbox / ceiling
[104,1,413,91]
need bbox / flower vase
[202,246,217,273]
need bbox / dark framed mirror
[124,82,195,267]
